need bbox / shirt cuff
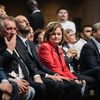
[54,73,59,76]
[1,79,9,83]
[34,74,41,78]
[45,74,49,77]
[7,48,13,54]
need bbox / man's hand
[5,34,16,52]
[46,75,63,82]
[13,79,29,94]
[2,93,10,100]
[0,82,12,94]
[34,75,43,83]
[66,48,77,58]
[74,79,86,85]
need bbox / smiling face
[49,27,63,46]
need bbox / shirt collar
[32,10,40,14]
[18,35,27,45]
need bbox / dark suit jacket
[27,41,56,77]
[28,11,44,31]
[16,36,39,77]
[0,67,7,82]
[80,39,100,76]
[0,39,11,82]
[17,36,55,77]
[0,36,38,82]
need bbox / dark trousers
[42,78,64,100]
[29,79,46,100]
[43,78,82,100]
[29,77,65,100]
[59,80,82,100]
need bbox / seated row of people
[0,15,84,100]
[35,21,100,99]
[0,13,100,100]
[16,15,85,100]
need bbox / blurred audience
[0,4,7,17]
[27,0,45,31]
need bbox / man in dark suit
[80,22,100,96]
[0,16,38,100]
[27,0,45,31]
[80,22,100,82]
[15,14,69,100]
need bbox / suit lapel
[29,42,38,60]
[90,39,100,56]
[16,36,27,61]
[13,50,29,78]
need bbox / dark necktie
[13,49,30,78]
[25,40,32,56]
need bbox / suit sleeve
[82,45,99,68]
[80,44,100,73]
[0,67,8,82]
[0,48,13,69]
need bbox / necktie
[25,40,32,56]
[13,49,30,77]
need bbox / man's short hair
[56,7,69,14]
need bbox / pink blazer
[38,42,77,79]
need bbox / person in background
[26,26,34,41]
[80,25,93,42]
[79,23,100,100]
[57,7,76,33]
[33,29,45,50]
[0,4,7,17]
[80,22,100,87]
[27,0,45,31]
[61,29,79,74]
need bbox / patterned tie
[25,40,32,56]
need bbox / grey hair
[93,22,100,32]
